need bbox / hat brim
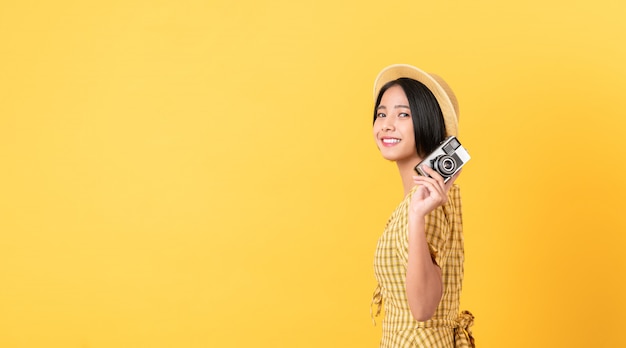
[373,64,459,137]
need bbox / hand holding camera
[410,136,470,217]
[410,165,460,217]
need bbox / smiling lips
[381,137,401,146]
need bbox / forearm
[405,214,443,322]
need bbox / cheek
[372,127,382,148]
[403,123,415,141]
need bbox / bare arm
[406,213,443,321]
[405,166,459,321]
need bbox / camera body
[415,136,470,183]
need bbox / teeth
[382,138,400,144]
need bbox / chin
[382,157,421,169]
[379,149,414,163]
[380,154,406,163]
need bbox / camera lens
[434,155,457,176]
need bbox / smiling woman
[374,78,448,164]
[370,64,474,348]
[374,85,417,163]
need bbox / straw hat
[373,64,459,137]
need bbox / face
[373,85,420,164]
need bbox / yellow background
[1,0,625,347]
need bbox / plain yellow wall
[1,0,625,347]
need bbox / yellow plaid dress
[372,185,475,348]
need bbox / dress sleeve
[423,206,450,268]
[427,185,462,268]
[394,187,452,269]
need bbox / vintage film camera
[415,136,471,183]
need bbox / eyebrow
[377,104,411,110]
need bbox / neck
[397,157,422,196]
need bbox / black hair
[373,78,447,158]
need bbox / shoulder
[445,184,462,209]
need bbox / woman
[370,64,475,348]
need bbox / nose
[381,117,394,131]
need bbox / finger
[413,185,428,199]
[413,177,447,205]
[413,174,444,191]
[413,179,443,202]
[420,165,446,189]
[444,169,463,190]
[414,172,445,196]
[413,176,442,194]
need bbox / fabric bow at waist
[370,284,383,326]
[370,285,475,347]
[454,310,475,348]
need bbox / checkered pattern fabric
[372,185,474,348]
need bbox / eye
[399,112,410,118]
[376,113,386,118]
